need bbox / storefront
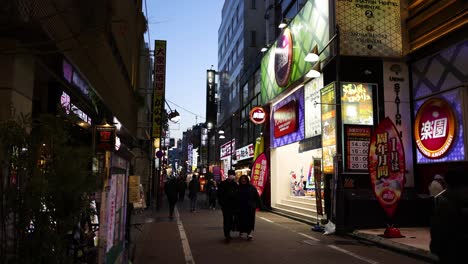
[410,40,468,192]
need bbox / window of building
[250,31,256,47]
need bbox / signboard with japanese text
[250,106,267,124]
[128,175,140,204]
[341,82,374,125]
[345,125,372,171]
[236,144,254,161]
[414,97,457,159]
[368,117,405,217]
[220,139,235,159]
[250,153,268,196]
[206,70,217,126]
[321,83,337,174]
[152,40,167,138]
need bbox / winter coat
[217,179,239,210]
[238,182,260,233]
[164,177,179,203]
[188,178,200,199]
[430,186,468,264]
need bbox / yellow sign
[128,175,141,204]
[152,40,167,138]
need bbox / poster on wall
[368,117,406,217]
[321,83,337,174]
[251,153,268,196]
[345,125,372,171]
[341,82,374,125]
[336,0,402,57]
[305,77,323,138]
[106,175,117,252]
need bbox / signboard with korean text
[345,125,372,171]
[250,153,268,196]
[236,144,254,161]
[341,82,374,125]
[336,0,403,57]
[368,117,405,217]
[152,40,167,138]
[321,83,337,174]
[414,97,457,159]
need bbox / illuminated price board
[345,125,372,172]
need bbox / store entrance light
[304,45,319,62]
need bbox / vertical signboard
[368,117,405,217]
[321,83,337,174]
[336,0,402,57]
[344,125,372,171]
[250,153,269,196]
[206,70,217,127]
[313,159,323,215]
[152,40,167,138]
[304,77,323,138]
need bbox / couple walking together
[217,169,261,241]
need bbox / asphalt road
[131,196,431,264]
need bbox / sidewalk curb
[349,231,438,263]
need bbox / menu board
[345,125,372,171]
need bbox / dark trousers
[168,200,177,217]
[222,208,237,238]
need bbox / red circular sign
[414,97,456,159]
[274,28,293,87]
[249,107,267,124]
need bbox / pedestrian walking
[237,175,260,240]
[164,176,178,220]
[430,168,468,264]
[217,169,239,241]
[177,175,187,202]
[188,175,200,212]
[207,178,218,209]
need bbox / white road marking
[175,209,196,264]
[328,245,380,264]
[259,217,274,223]
[298,232,320,241]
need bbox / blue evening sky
[146,1,224,141]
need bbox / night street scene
[0,0,467,263]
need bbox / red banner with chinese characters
[250,153,268,196]
[368,117,406,217]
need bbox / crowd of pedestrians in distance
[162,169,261,242]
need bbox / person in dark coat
[237,175,260,240]
[188,175,200,212]
[217,169,239,241]
[177,175,187,202]
[430,168,468,264]
[164,176,178,219]
[207,178,218,210]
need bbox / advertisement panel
[270,88,304,148]
[341,82,374,125]
[368,117,405,217]
[414,89,465,163]
[304,77,323,138]
[321,83,337,174]
[261,0,330,104]
[236,144,254,161]
[336,0,402,57]
[152,40,167,138]
[251,153,269,196]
